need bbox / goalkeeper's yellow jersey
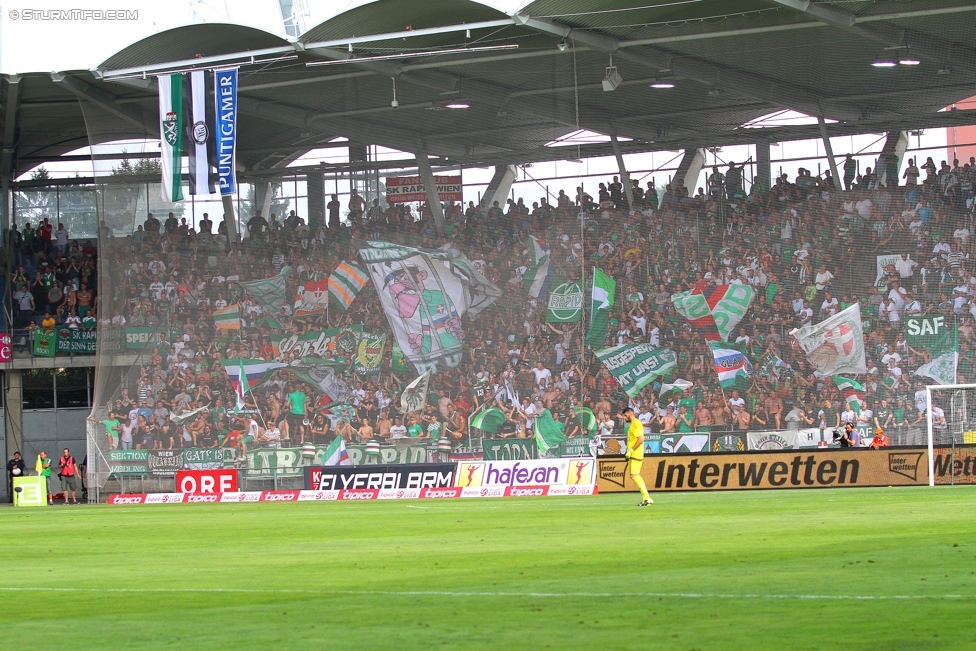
[627,418,644,460]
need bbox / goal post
[925,383,976,487]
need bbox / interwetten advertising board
[597,449,928,493]
[933,445,976,485]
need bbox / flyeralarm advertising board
[305,463,457,491]
[597,449,927,493]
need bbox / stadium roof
[2,0,976,181]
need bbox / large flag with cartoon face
[790,303,867,376]
[357,241,500,375]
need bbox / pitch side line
[0,587,972,600]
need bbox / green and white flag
[593,344,677,398]
[239,266,291,329]
[584,268,615,347]
[157,73,184,202]
[915,352,958,386]
[546,279,583,323]
[534,409,567,453]
[524,236,551,299]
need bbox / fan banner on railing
[671,284,754,342]
[593,344,677,398]
[214,68,238,196]
[790,303,867,376]
[357,241,500,374]
[157,73,184,202]
[186,69,216,195]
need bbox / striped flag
[157,73,184,202]
[329,262,369,311]
[212,304,241,330]
[523,235,551,298]
[833,376,864,414]
[321,436,351,466]
[221,358,285,397]
[186,70,216,195]
[709,342,752,389]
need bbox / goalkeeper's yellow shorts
[627,458,643,475]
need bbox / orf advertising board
[305,463,457,491]
[385,175,461,204]
[597,449,928,493]
[176,469,238,494]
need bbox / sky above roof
[0,0,528,74]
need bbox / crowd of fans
[14,152,976,454]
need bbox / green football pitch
[1,487,974,650]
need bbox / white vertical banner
[186,70,216,195]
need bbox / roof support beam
[1,75,21,180]
[415,143,444,228]
[769,0,976,77]
[514,12,863,121]
[50,73,155,135]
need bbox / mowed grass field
[1,487,975,650]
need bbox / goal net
[926,384,976,486]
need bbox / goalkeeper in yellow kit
[620,407,653,506]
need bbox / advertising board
[176,469,239,494]
[597,449,928,493]
[305,463,456,491]
[455,458,595,488]
[932,445,976,485]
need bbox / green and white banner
[593,344,677,398]
[157,73,184,202]
[32,330,56,357]
[905,315,956,356]
[246,443,430,477]
[56,328,97,354]
[391,340,412,374]
[546,279,583,323]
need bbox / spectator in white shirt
[814,265,834,291]
[895,254,917,278]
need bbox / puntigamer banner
[597,448,927,493]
